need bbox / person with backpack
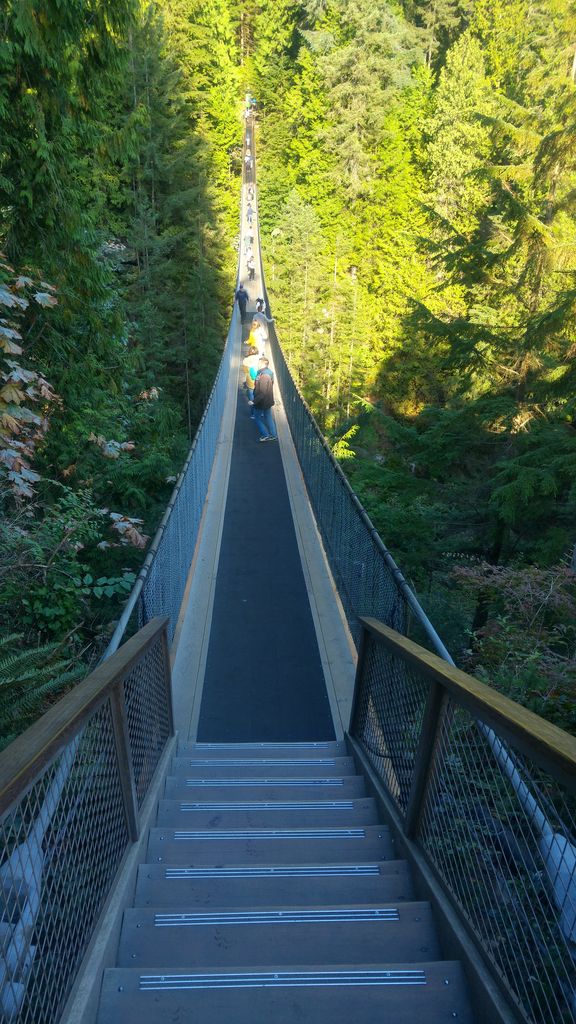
[253,358,277,442]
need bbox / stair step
[169,756,357,779]
[98,962,474,1023]
[134,860,415,907]
[147,825,394,864]
[156,797,379,828]
[163,776,367,800]
[117,902,439,968]
[178,741,349,758]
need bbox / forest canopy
[0,0,241,744]
[250,0,576,730]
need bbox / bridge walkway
[169,172,356,746]
[90,116,477,1024]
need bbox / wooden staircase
[97,741,474,1022]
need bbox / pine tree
[427,31,495,235]
[405,0,473,68]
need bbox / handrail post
[161,624,175,737]
[109,683,139,842]
[404,680,444,839]
[348,620,369,734]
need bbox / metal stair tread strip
[179,741,349,756]
[169,758,357,779]
[117,900,440,967]
[162,777,368,799]
[147,821,394,862]
[97,961,474,1023]
[155,796,379,828]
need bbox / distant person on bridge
[256,297,265,313]
[250,318,266,355]
[253,312,271,344]
[253,358,277,442]
[235,282,248,321]
[242,346,260,417]
[246,203,254,227]
[247,255,255,280]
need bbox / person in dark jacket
[235,283,248,321]
[252,358,277,442]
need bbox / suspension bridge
[0,113,575,1024]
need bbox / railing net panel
[0,706,129,1024]
[352,637,427,814]
[419,703,576,1024]
[137,325,234,645]
[124,631,170,808]
[0,622,172,1024]
[269,335,408,648]
[352,628,576,1024]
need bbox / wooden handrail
[0,616,169,818]
[359,616,576,788]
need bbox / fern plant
[0,635,86,750]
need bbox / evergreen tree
[405,0,473,68]
[427,31,495,235]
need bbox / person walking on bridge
[242,346,259,418]
[235,282,248,322]
[246,203,254,227]
[249,318,266,356]
[253,358,277,442]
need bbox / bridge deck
[169,126,356,744]
[195,323,335,742]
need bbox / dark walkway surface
[197,349,335,742]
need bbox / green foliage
[0,0,241,740]
[404,0,473,68]
[252,0,576,728]
[0,633,86,749]
[426,31,495,234]
[453,561,576,730]
[0,489,137,639]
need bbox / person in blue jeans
[242,346,259,418]
[252,358,277,442]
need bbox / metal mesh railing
[104,308,238,657]
[268,330,407,647]
[351,623,576,1024]
[123,629,171,808]
[419,703,576,1024]
[0,618,172,1024]
[353,638,428,814]
[0,713,127,1024]
[103,117,250,659]
[264,313,456,660]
